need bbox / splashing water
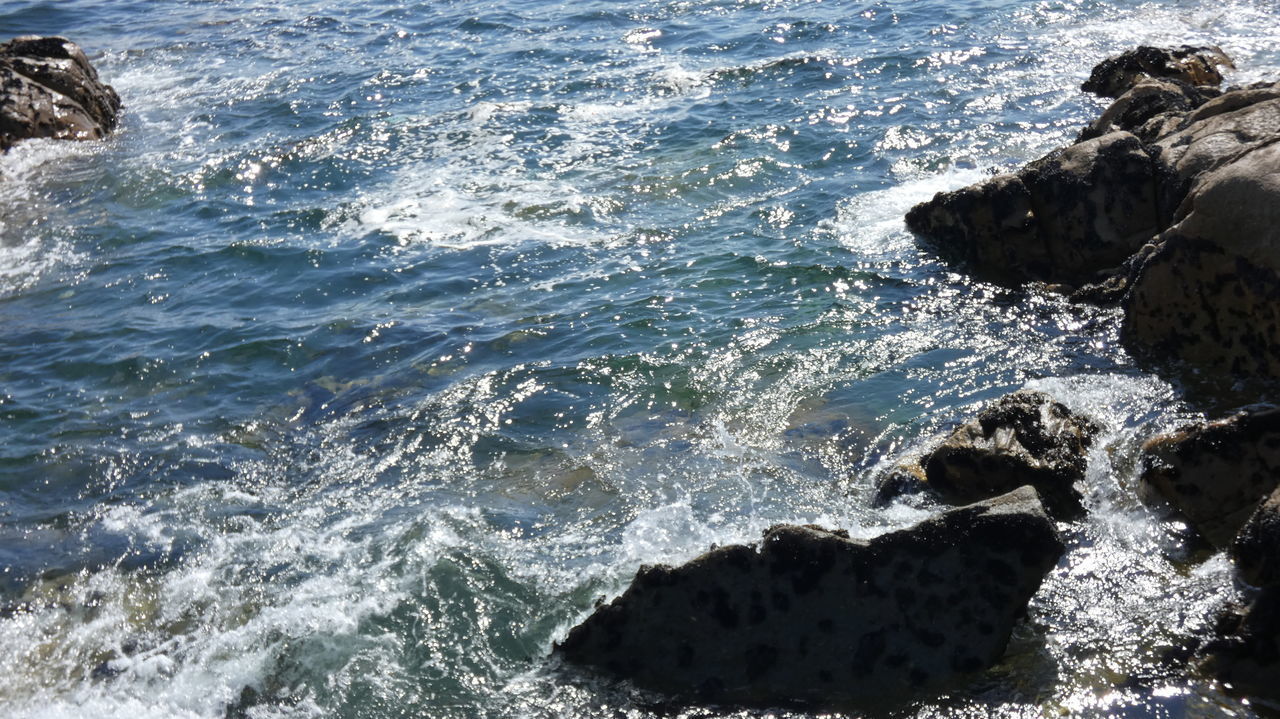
[2,0,1278,716]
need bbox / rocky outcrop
[556,487,1063,710]
[905,43,1280,385]
[876,390,1100,519]
[904,132,1161,287]
[1200,586,1280,702]
[1122,118,1280,379]
[0,36,120,151]
[1202,484,1280,699]
[1081,45,1233,99]
[1150,86,1280,201]
[1138,405,1280,548]
[1079,79,1220,143]
[1233,486,1280,588]
[904,48,1238,294]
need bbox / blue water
[2,0,1280,716]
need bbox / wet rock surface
[556,487,1064,710]
[906,44,1280,386]
[1139,405,1280,548]
[1081,45,1233,99]
[897,41,1280,714]
[1200,586,1280,703]
[0,35,120,151]
[876,390,1100,520]
[1233,486,1280,588]
[1079,79,1219,143]
[904,132,1161,288]
[1203,480,1280,699]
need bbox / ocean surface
[3,0,1280,716]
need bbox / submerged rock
[1081,45,1232,99]
[556,487,1064,710]
[1139,405,1280,548]
[0,36,120,151]
[876,390,1099,519]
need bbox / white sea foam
[0,139,99,295]
[347,171,609,249]
[819,168,987,259]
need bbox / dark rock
[0,35,120,151]
[904,172,1041,286]
[1122,140,1280,380]
[556,487,1064,710]
[1200,585,1280,703]
[871,463,932,508]
[877,390,1100,520]
[1079,79,1219,143]
[1233,486,1280,588]
[1081,45,1233,99]
[906,132,1160,287]
[1018,132,1161,283]
[1068,241,1158,305]
[1138,405,1280,548]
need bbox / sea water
[2,0,1279,716]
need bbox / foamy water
[2,0,1279,716]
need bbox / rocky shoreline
[556,45,1280,711]
[4,29,1277,717]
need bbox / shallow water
[2,0,1279,716]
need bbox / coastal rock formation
[905,44,1280,383]
[0,36,120,151]
[1151,83,1280,194]
[1078,78,1219,143]
[1138,405,1280,548]
[1122,123,1280,379]
[1203,484,1280,698]
[1080,45,1233,99]
[902,172,1040,285]
[1200,586,1280,703]
[556,487,1064,710]
[876,390,1100,520]
[1233,486,1280,587]
[904,132,1161,287]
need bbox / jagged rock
[1199,453,1280,702]
[1233,486,1280,587]
[0,36,120,151]
[1200,585,1280,703]
[1081,45,1233,99]
[1122,141,1280,379]
[1068,241,1158,305]
[1019,132,1161,282]
[1138,405,1280,548]
[903,172,1040,286]
[905,132,1160,287]
[1079,79,1219,143]
[876,390,1099,519]
[556,487,1063,710]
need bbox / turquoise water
[2,0,1280,716]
